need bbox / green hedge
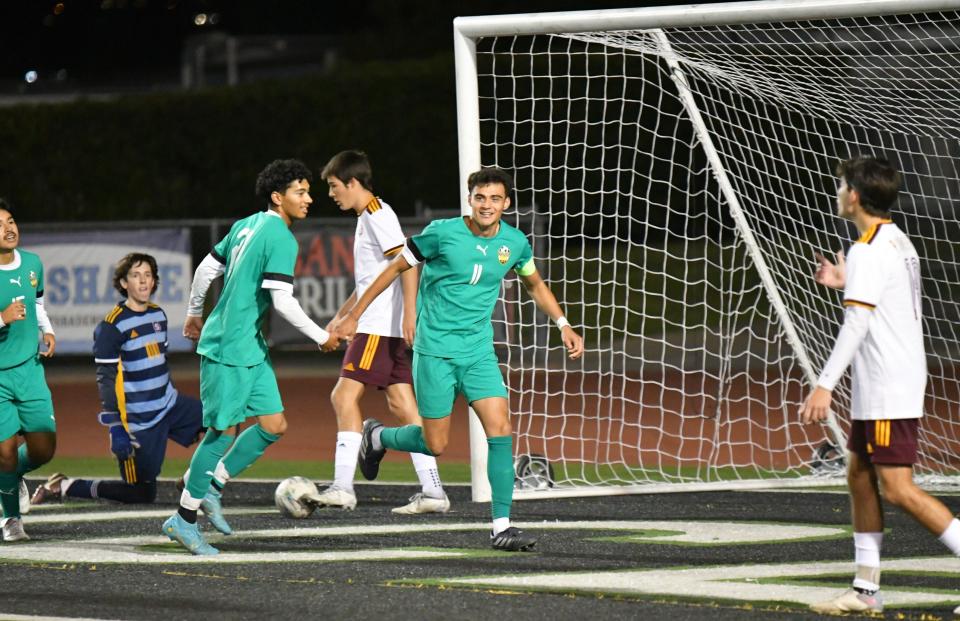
[1,56,459,222]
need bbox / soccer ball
[274,476,319,519]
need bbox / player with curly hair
[162,159,338,555]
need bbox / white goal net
[455,0,960,498]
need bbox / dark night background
[0,0,692,222]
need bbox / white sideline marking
[0,615,123,621]
[0,519,843,565]
[442,557,960,608]
[22,508,273,524]
[237,519,844,544]
[0,545,471,565]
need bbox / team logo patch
[153,322,162,332]
[29,271,37,288]
[497,246,510,265]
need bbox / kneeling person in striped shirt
[32,253,203,506]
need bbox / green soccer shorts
[412,349,508,419]
[0,356,55,441]
[200,356,284,430]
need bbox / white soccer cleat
[18,479,30,514]
[307,486,357,510]
[810,588,883,614]
[391,492,451,515]
[1,517,30,542]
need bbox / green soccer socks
[487,435,514,520]
[221,424,281,478]
[380,424,434,456]
[0,470,20,519]
[184,430,233,501]
[15,443,40,478]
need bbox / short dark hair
[467,167,513,197]
[113,253,159,297]
[0,197,12,215]
[321,150,373,191]
[836,156,901,217]
[255,159,312,205]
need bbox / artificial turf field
[2,481,960,621]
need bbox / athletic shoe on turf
[810,588,883,614]
[30,472,67,506]
[18,479,30,514]
[162,513,219,555]
[358,418,386,481]
[1,517,30,542]
[307,486,357,510]
[200,488,233,535]
[392,492,451,515]
[490,526,538,552]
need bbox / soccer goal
[455,0,960,500]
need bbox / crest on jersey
[153,322,162,333]
[29,271,37,288]
[497,245,510,265]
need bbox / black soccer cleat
[490,527,538,552]
[358,418,386,481]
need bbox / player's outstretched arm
[270,289,339,351]
[814,249,846,289]
[325,290,357,333]
[183,253,225,340]
[519,270,584,359]
[400,267,418,347]
[799,304,871,424]
[335,254,412,341]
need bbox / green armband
[515,258,536,277]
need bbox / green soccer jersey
[0,249,45,369]
[198,210,298,366]
[408,216,534,357]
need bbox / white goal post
[455,0,960,501]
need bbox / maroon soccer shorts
[846,418,920,465]
[339,333,413,389]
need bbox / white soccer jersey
[841,221,926,420]
[354,197,406,337]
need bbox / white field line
[0,615,125,621]
[443,556,960,608]
[0,518,844,565]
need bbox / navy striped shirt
[93,302,179,432]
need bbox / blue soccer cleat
[162,513,219,555]
[201,488,233,535]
